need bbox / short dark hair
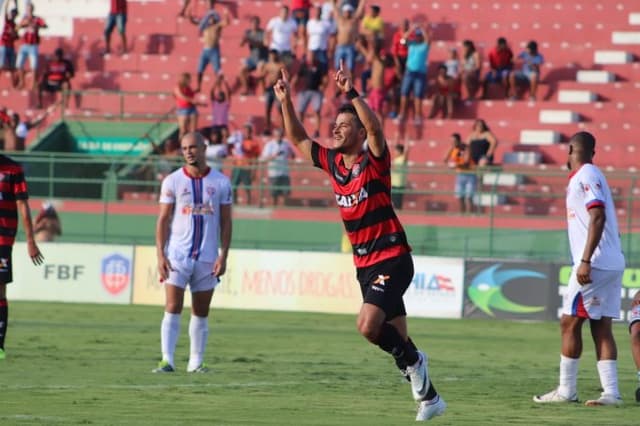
[336,104,364,129]
[395,144,405,154]
[527,40,538,54]
[570,131,596,152]
[451,133,461,142]
[497,37,507,46]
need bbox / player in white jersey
[629,291,640,402]
[534,131,625,406]
[153,131,232,373]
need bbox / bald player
[153,131,232,373]
[534,131,625,406]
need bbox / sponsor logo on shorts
[0,257,9,272]
[101,253,131,296]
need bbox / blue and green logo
[468,264,546,316]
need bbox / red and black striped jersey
[0,155,28,246]
[311,142,411,268]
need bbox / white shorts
[562,267,622,320]
[630,304,640,332]
[166,255,219,293]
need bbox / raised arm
[355,0,367,20]
[335,61,385,157]
[273,68,314,161]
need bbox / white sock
[160,312,181,366]
[558,355,579,397]
[597,360,620,397]
[187,315,209,371]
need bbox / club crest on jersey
[335,187,368,208]
[352,163,361,177]
[206,186,216,196]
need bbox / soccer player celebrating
[273,62,446,421]
[154,131,232,373]
[630,291,640,402]
[534,131,625,406]
[0,154,44,360]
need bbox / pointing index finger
[280,67,289,83]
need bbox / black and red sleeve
[311,141,330,173]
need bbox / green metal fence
[9,152,640,262]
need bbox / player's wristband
[580,259,591,264]
[346,88,359,100]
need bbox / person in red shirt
[15,2,47,89]
[104,0,128,55]
[389,18,411,119]
[480,37,513,99]
[37,48,74,109]
[230,123,261,205]
[273,63,447,421]
[0,0,19,81]
[0,154,43,360]
[174,72,200,140]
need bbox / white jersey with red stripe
[566,163,625,271]
[159,166,232,263]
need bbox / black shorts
[0,245,13,284]
[42,80,63,93]
[232,167,252,187]
[357,253,414,320]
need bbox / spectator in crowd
[332,0,366,73]
[1,104,54,151]
[266,5,298,67]
[429,64,458,119]
[174,72,199,140]
[291,54,327,138]
[444,47,459,78]
[1,1,19,86]
[389,18,410,119]
[444,133,476,214]
[15,2,47,89]
[205,127,228,172]
[209,73,231,134]
[37,48,74,109]
[230,123,261,205]
[237,16,268,95]
[291,0,311,53]
[356,37,387,126]
[319,0,338,62]
[360,4,383,43]
[391,144,408,209]
[398,24,430,125]
[34,203,61,242]
[179,0,216,18]
[261,127,295,206]
[481,37,513,99]
[260,49,284,136]
[509,40,544,101]
[466,119,498,166]
[104,0,127,55]
[150,138,180,182]
[192,7,230,92]
[306,4,333,67]
[460,39,481,100]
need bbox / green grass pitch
[1,302,638,425]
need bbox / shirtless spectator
[104,0,127,55]
[259,49,284,135]
[38,48,74,109]
[266,6,298,67]
[356,37,387,125]
[481,37,513,99]
[332,0,365,72]
[191,6,230,91]
[230,123,261,205]
[34,203,62,242]
[291,0,311,54]
[1,1,19,86]
[2,105,54,151]
[291,55,327,138]
[238,16,268,95]
[306,4,332,67]
[15,2,47,89]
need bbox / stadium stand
[2,0,639,216]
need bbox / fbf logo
[468,264,546,316]
[101,254,131,296]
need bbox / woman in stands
[466,119,498,166]
[461,40,481,100]
[174,72,199,140]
